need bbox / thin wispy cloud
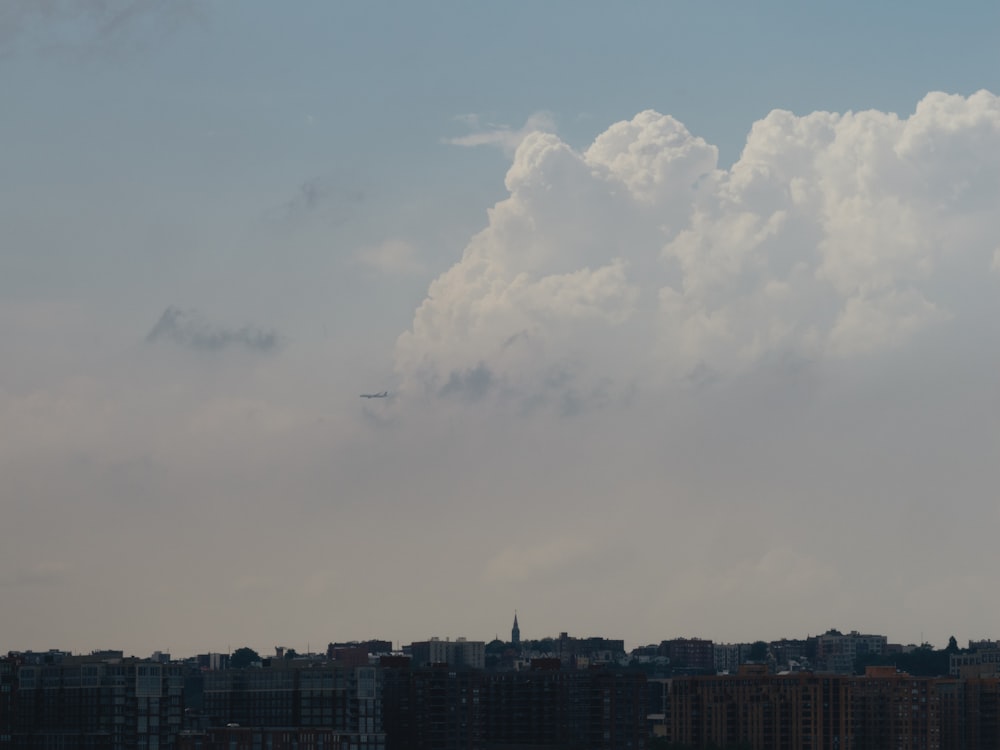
[281,177,365,224]
[354,239,425,276]
[443,112,557,156]
[0,0,203,59]
[145,307,282,353]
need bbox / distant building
[554,632,626,668]
[327,640,393,659]
[951,649,1000,678]
[770,638,813,671]
[816,630,887,673]
[714,642,751,674]
[511,612,520,647]
[407,638,485,670]
[660,638,715,673]
[197,653,229,671]
[968,640,1000,652]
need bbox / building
[850,666,939,749]
[713,643,743,674]
[815,630,887,674]
[380,657,646,750]
[660,638,715,674]
[485,664,647,750]
[951,649,1000,678]
[554,632,626,668]
[13,655,184,749]
[407,638,485,670]
[177,725,383,750]
[0,656,16,748]
[201,660,383,748]
[381,662,483,750]
[650,664,961,750]
[650,664,847,749]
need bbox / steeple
[511,611,520,646]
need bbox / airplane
[360,391,388,399]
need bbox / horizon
[3,623,972,661]
[3,1,1000,660]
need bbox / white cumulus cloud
[397,91,1000,405]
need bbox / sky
[2,0,1000,659]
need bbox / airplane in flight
[360,391,388,399]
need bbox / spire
[511,610,521,646]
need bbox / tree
[946,636,960,654]
[230,646,261,669]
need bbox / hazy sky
[3,0,1000,659]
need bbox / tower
[511,611,520,646]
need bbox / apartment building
[12,656,184,749]
[201,661,384,748]
[407,638,485,670]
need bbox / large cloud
[397,91,1000,404]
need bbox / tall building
[486,664,647,750]
[380,657,646,750]
[650,664,965,750]
[0,656,15,748]
[13,656,184,749]
[653,664,849,750]
[511,612,520,647]
[407,639,485,670]
[200,660,383,748]
[851,666,939,749]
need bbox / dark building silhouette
[511,613,520,648]
[177,725,372,749]
[326,641,393,663]
[383,663,483,750]
[200,660,383,748]
[0,656,16,748]
[380,656,646,750]
[12,656,184,749]
[553,632,626,668]
[658,637,715,674]
[407,639,485,670]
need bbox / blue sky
[2,1,1000,657]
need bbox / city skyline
[3,1,1000,658]
[0,621,983,663]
